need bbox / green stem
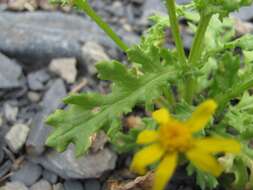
[184,13,212,103]
[75,0,129,52]
[188,13,212,65]
[165,0,187,65]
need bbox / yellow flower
[130,100,241,190]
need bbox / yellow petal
[186,99,217,133]
[137,130,159,144]
[194,137,241,154]
[152,108,170,125]
[153,152,178,190]
[130,144,165,175]
[186,147,223,176]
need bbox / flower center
[159,121,192,152]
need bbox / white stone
[5,124,30,153]
[30,180,52,190]
[53,183,64,190]
[49,58,77,83]
[27,91,41,102]
[4,103,18,122]
[4,182,28,190]
[81,41,109,74]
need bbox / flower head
[130,100,240,190]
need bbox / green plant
[46,0,253,189]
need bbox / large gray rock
[0,11,114,69]
[26,79,67,155]
[32,146,117,179]
[0,53,23,89]
[10,161,42,186]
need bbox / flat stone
[5,123,30,153]
[84,179,101,190]
[27,70,50,90]
[10,161,42,186]
[4,182,28,190]
[26,79,67,155]
[63,180,84,190]
[49,58,77,83]
[0,52,23,89]
[42,170,58,184]
[33,145,117,179]
[0,11,115,69]
[3,103,18,122]
[81,41,109,75]
[30,180,52,190]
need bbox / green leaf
[194,0,253,18]
[227,34,253,51]
[46,45,176,156]
[209,52,240,97]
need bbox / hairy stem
[75,0,129,52]
[165,0,187,64]
[184,13,212,103]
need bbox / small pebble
[11,161,42,186]
[4,182,28,190]
[27,92,41,102]
[27,70,50,90]
[42,169,58,184]
[84,179,101,190]
[49,58,77,84]
[64,180,84,190]
[30,180,52,190]
[5,123,30,153]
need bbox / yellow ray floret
[130,99,241,190]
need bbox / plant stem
[165,0,187,65]
[75,0,129,52]
[188,13,212,65]
[184,13,212,103]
